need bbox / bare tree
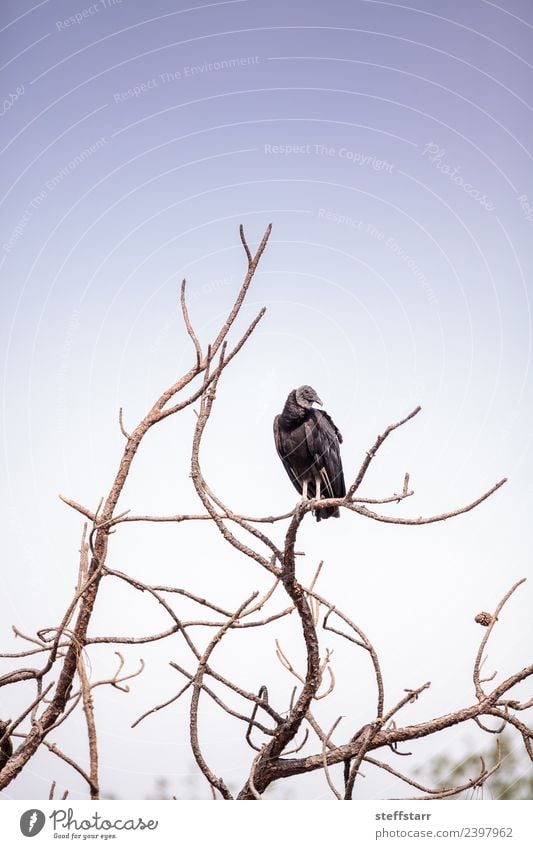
[0,225,531,800]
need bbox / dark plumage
[273,385,346,521]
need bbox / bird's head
[295,385,323,409]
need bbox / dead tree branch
[0,225,272,791]
[1,225,529,805]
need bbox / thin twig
[180,279,202,368]
[345,406,422,499]
[190,592,258,799]
[322,717,343,799]
[473,579,526,701]
[118,408,131,440]
[78,658,99,799]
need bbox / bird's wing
[304,410,346,498]
[273,415,303,495]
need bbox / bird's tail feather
[315,505,340,521]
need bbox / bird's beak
[314,396,323,406]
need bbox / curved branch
[190,345,279,577]
[473,578,526,701]
[365,741,502,800]
[345,406,421,499]
[180,278,202,367]
[0,226,272,791]
[190,592,258,799]
[237,505,322,798]
[271,663,533,782]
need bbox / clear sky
[0,0,532,800]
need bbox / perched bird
[273,385,346,520]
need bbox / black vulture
[273,385,346,520]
